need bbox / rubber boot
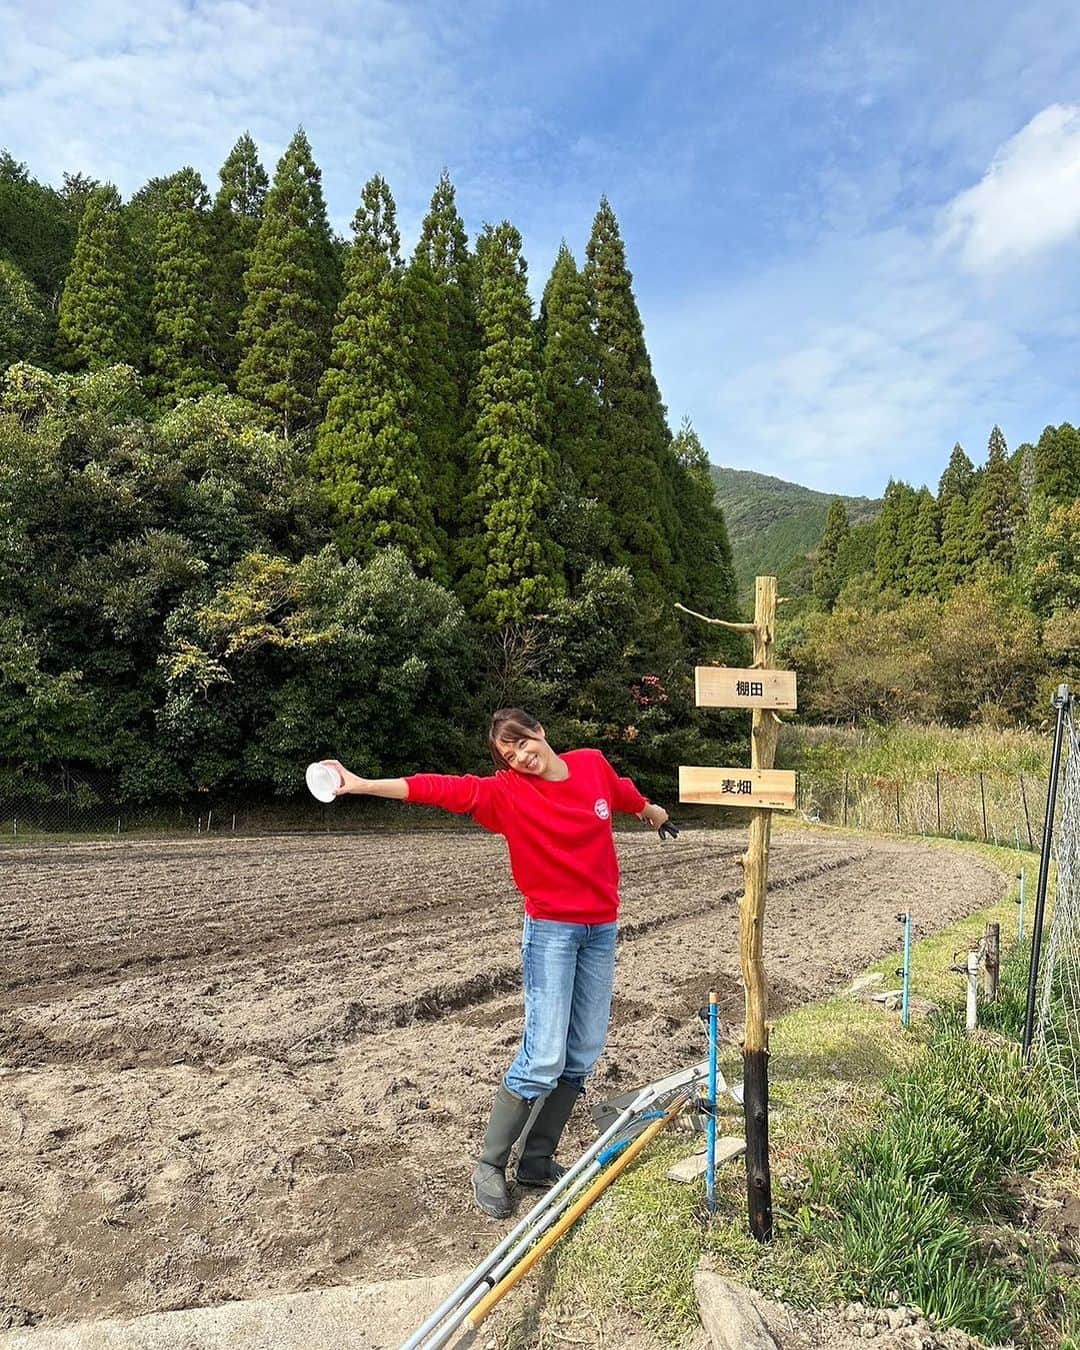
[471,1084,533,1219]
[516,1079,581,1189]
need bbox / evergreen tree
[127,170,189,359]
[540,242,614,587]
[939,493,972,591]
[411,171,478,542]
[59,172,100,229]
[585,197,679,592]
[293,130,342,321]
[458,221,563,624]
[874,479,917,593]
[236,131,336,438]
[670,419,737,625]
[0,151,76,315]
[1034,423,1080,503]
[907,488,942,595]
[813,498,850,609]
[1015,441,1036,505]
[540,242,604,497]
[937,442,975,505]
[414,170,477,415]
[0,259,50,368]
[967,425,1020,572]
[210,133,268,382]
[835,519,878,591]
[57,184,141,369]
[402,252,458,543]
[312,175,441,575]
[895,483,920,591]
[149,167,217,401]
[937,443,976,591]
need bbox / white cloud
[0,0,477,230]
[940,103,1080,270]
[646,228,1042,495]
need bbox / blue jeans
[503,917,618,1100]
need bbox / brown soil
[0,825,1006,1331]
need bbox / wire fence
[1035,700,1079,1129]
[796,769,1049,849]
[0,792,475,841]
[0,768,1053,847]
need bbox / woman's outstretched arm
[320,760,408,799]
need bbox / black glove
[658,820,680,840]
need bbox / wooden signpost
[679,767,796,810]
[694,666,797,711]
[676,576,794,1243]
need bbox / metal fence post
[1022,685,1071,1060]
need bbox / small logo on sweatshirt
[594,798,610,820]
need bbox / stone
[845,972,885,997]
[668,1137,746,1183]
[693,1268,779,1350]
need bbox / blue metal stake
[1017,870,1026,943]
[895,912,912,1028]
[706,991,718,1215]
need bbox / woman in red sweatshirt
[321,707,673,1219]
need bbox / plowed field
[0,825,1005,1330]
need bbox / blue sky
[4,0,1080,495]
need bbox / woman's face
[495,726,553,776]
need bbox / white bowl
[306,762,342,803]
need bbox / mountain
[710,465,881,604]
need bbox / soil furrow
[0,826,1006,1330]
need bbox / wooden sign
[679,766,797,811]
[694,666,797,711]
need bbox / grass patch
[778,723,1051,844]
[522,841,1078,1349]
[779,722,1050,780]
[809,1012,1061,1341]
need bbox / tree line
[797,424,1080,725]
[0,133,741,805]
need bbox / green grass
[778,722,1051,846]
[779,721,1050,780]
[514,841,1079,1349]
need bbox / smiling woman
[319,706,675,1220]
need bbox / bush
[160,546,475,793]
[788,582,1048,727]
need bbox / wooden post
[966,947,980,1031]
[983,922,1000,1000]
[1019,773,1034,850]
[742,575,777,1243]
[675,583,789,1244]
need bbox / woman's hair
[488,707,542,768]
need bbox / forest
[4,128,1075,811]
[795,422,1080,726]
[0,131,742,806]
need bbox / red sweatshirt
[405,748,648,924]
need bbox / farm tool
[399,1057,717,1350]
